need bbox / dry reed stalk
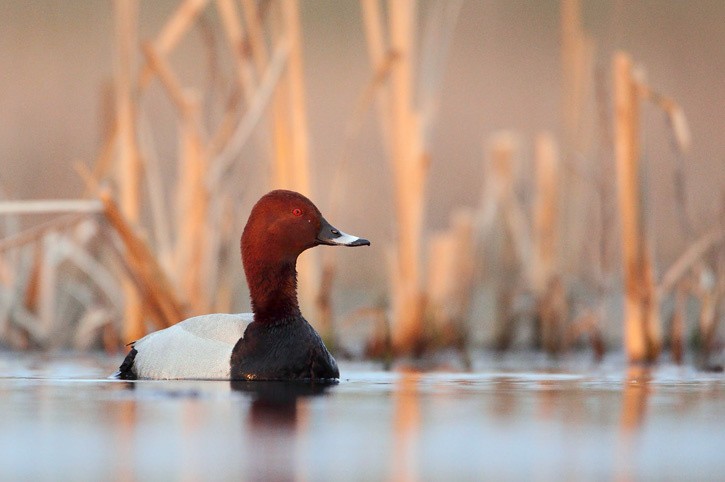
[209,196,235,314]
[565,308,605,361]
[57,232,124,315]
[139,0,210,90]
[74,306,114,350]
[268,3,293,189]
[532,133,566,354]
[613,52,661,363]
[114,0,144,343]
[23,242,43,314]
[484,133,525,350]
[696,266,719,364]
[114,0,141,225]
[387,0,428,355]
[241,0,270,74]
[658,227,724,298]
[100,190,183,331]
[489,133,530,265]
[208,39,290,188]
[38,234,58,341]
[216,0,257,103]
[427,233,456,326]
[559,0,595,275]
[417,0,462,144]
[141,42,190,115]
[360,0,393,152]
[204,88,243,161]
[281,0,311,197]
[0,214,90,253]
[136,114,175,274]
[426,209,475,346]
[0,200,103,215]
[532,133,560,292]
[637,84,691,153]
[560,0,594,150]
[537,278,567,354]
[670,284,686,364]
[175,94,211,314]
[88,116,119,195]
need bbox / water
[1,352,723,481]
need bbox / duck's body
[115,190,367,381]
[119,313,251,380]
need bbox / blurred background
[0,0,722,359]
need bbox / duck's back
[120,313,252,380]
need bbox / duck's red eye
[292,208,303,217]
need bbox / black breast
[230,317,339,381]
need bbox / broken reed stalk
[613,51,661,363]
[532,132,566,354]
[532,132,560,293]
[139,0,210,90]
[426,209,475,346]
[114,0,145,343]
[658,227,725,298]
[485,133,523,350]
[99,190,183,331]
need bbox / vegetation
[0,0,722,368]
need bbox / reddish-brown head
[240,190,369,321]
[244,190,318,261]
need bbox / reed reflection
[391,371,422,482]
[616,366,652,481]
[232,380,334,482]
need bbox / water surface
[1,352,723,481]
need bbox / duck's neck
[245,257,302,324]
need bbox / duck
[115,189,369,381]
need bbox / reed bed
[0,1,721,366]
[1,0,321,349]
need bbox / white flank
[131,313,253,380]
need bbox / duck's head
[242,190,370,267]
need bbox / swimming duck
[115,189,369,380]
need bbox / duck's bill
[316,217,370,247]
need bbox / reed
[480,133,527,350]
[176,95,210,314]
[113,0,144,343]
[559,0,596,275]
[612,51,661,363]
[360,0,424,354]
[426,209,475,347]
[360,0,464,354]
[531,133,566,353]
[99,190,184,328]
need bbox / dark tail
[115,347,139,380]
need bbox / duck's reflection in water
[232,380,335,482]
